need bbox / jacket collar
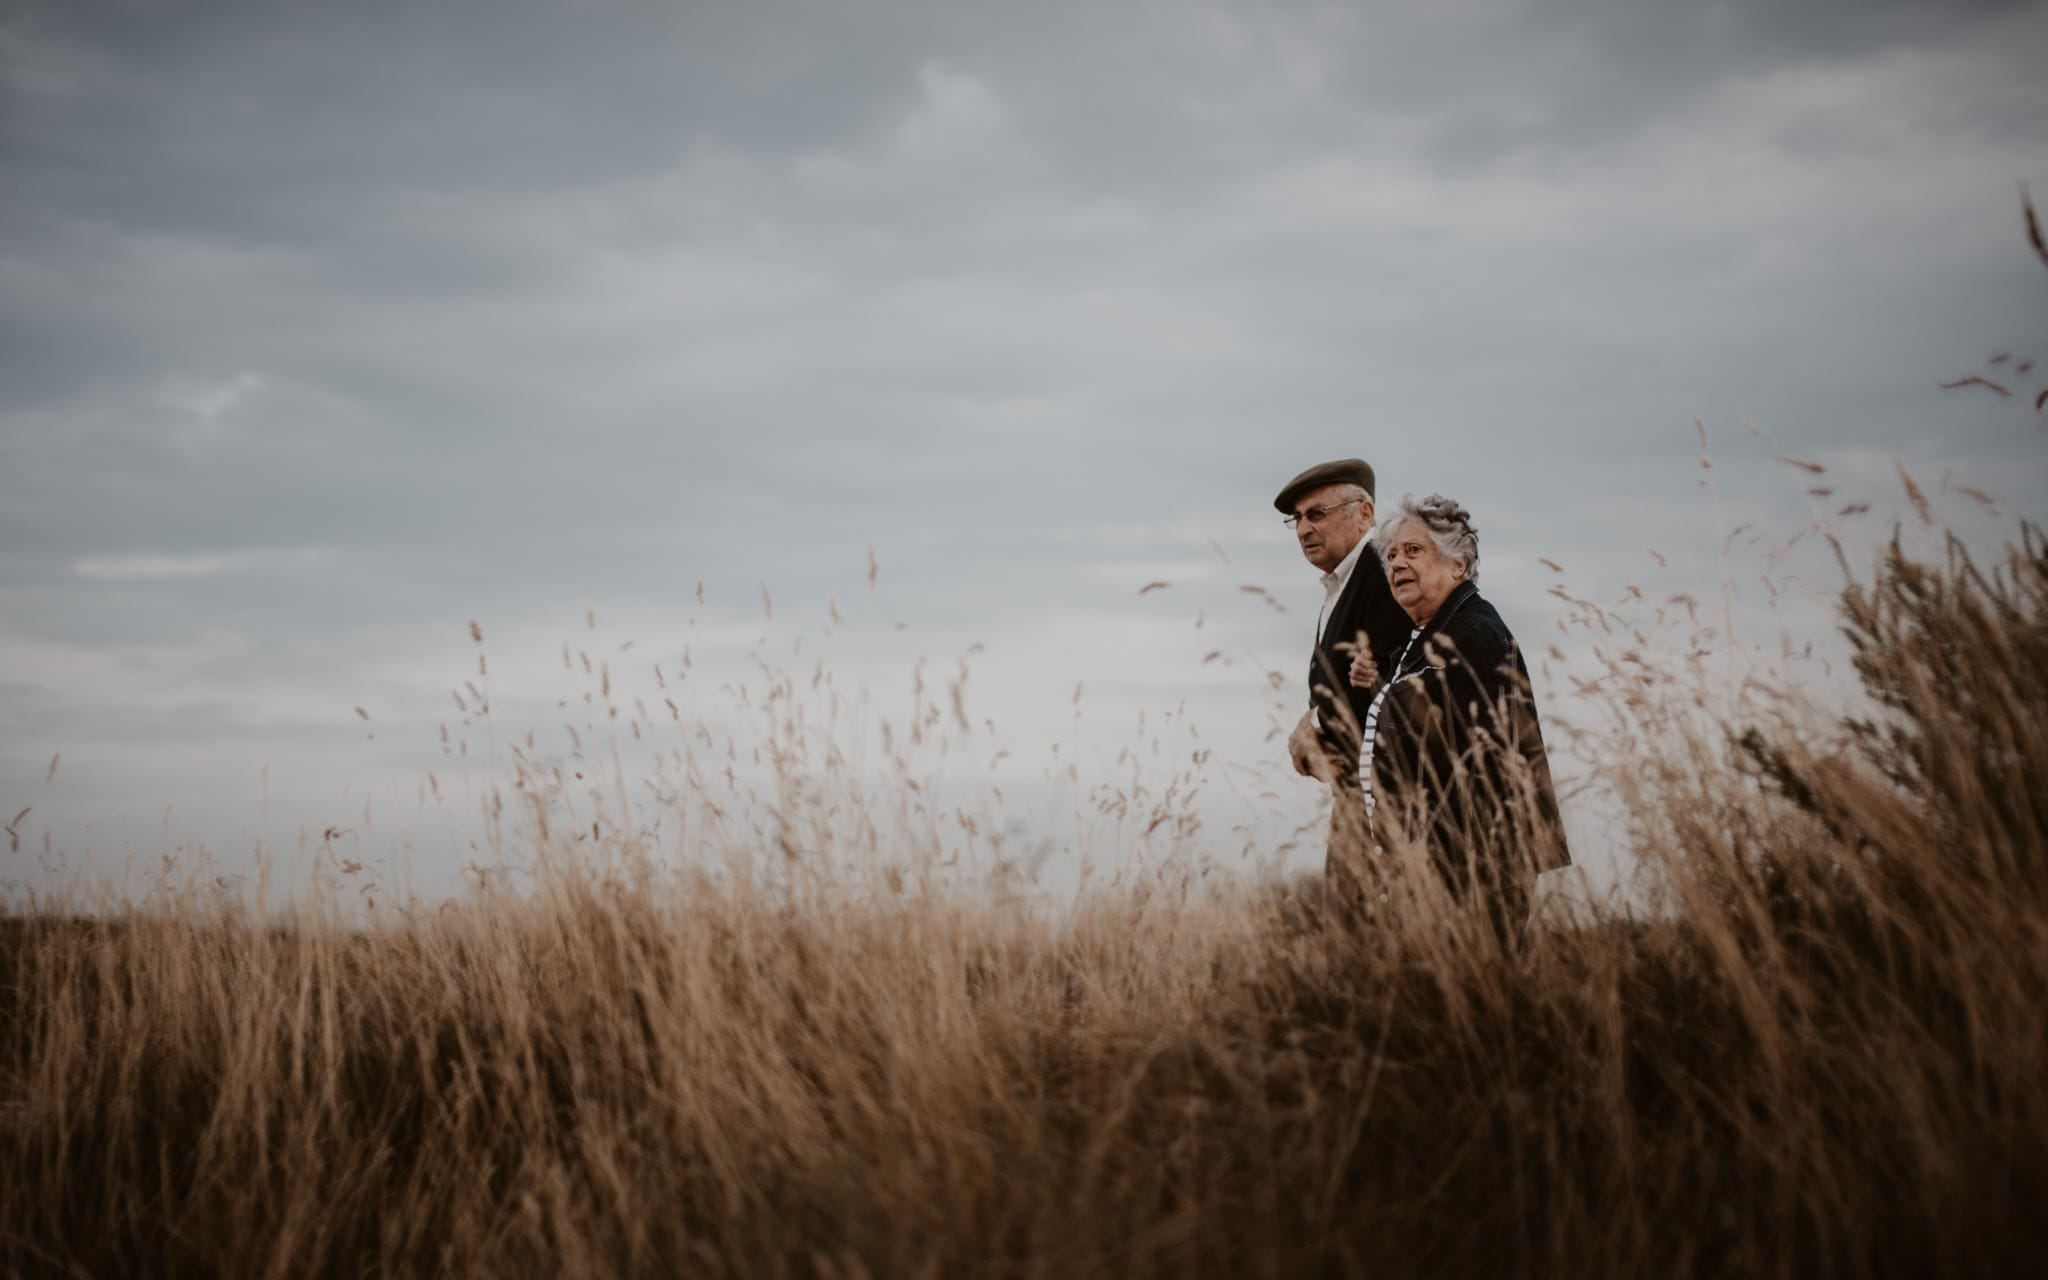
[1326,537,1385,616]
[1320,535,1372,595]
[1414,578,1479,640]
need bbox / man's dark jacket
[1310,543,1414,767]
[1367,579,1571,902]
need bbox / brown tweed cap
[1273,458,1376,514]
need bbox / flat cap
[1273,458,1376,514]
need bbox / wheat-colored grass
[3,521,2045,1278]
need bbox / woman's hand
[1347,648,1379,689]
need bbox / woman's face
[1383,520,1468,624]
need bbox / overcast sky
[4,0,2046,905]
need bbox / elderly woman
[1342,494,1569,937]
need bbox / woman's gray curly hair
[1377,493,1479,583]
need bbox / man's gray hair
[1377,493,1479,582]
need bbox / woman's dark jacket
[1364,579,1570,899]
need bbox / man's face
[1292,484,1373,573]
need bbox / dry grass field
[3,515,2045,1277]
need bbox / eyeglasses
[1284,498,1364,530]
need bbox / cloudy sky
[4,0,2045,904]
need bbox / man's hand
[1288,711,1334,782]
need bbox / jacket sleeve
[1399,612,1508,742]
[1433,611,1570,871]
[1326,628,1378,752]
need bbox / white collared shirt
[1315,536,1371,645]
[1312,536,1373,722]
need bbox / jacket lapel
[1393,579,1478,681]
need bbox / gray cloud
[3,0,2046,894]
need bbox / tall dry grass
[3,512,2044,1278]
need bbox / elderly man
[1275,459,1413,878]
